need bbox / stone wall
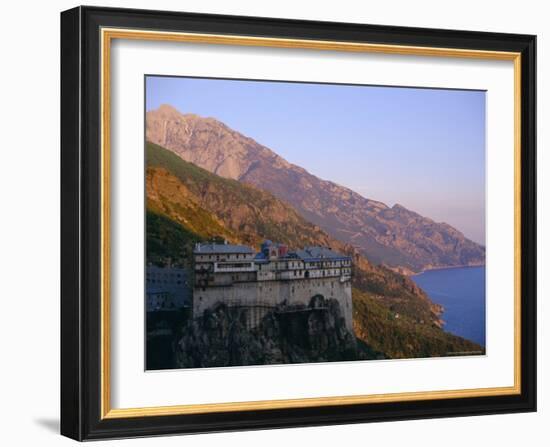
[193,277,353,332]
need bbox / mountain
[146,141,483,359]
[146,104,485,273]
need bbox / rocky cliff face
[146,104,485,272]
[174,296,379,368]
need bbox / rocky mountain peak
[156,103,184,117]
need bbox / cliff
[174,296,379,368]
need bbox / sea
[412,266,486,347]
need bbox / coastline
[385,262,485,277]
[410,265,486,346]
[413,263,486,277]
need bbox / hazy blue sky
[146,76,486,245]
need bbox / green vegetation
[147,141,339,250]
[352,265,442,326]
[146,210,201,267]
[352,288,483,358]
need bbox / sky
[146,76,486,245]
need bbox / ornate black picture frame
[61,6,536,441]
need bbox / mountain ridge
[146,104,485,273]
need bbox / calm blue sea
[412,266,486,347]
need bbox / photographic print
[61,9,536,439]
[144,76,486,370]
